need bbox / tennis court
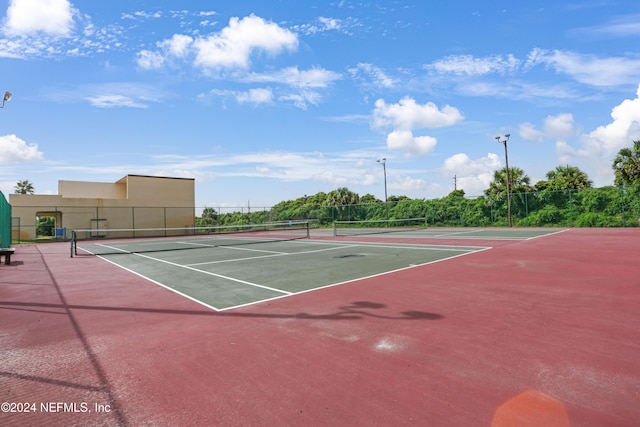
[73,224,500,311]
[2,226,639,426]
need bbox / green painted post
[490,196,494,225]
[569,190,573,227]
[621,186,626,227]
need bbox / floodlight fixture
[1,91,12,108]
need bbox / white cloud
[348,63,398,89]
[458,80,578,100]
[205,87,283,107]
[0,134,44,162]
[236,88,273,104]
[556,140,588,164]
[440,152,501,195]
[519,122,545,142]
[134,11,162,20]
[582,84,640,154]
[544,113,576,139]
[312,170,349,186]
[520,113,577,142]
[60,83,163,108]
[0,2,120,59]
[137,15,297,71]
[3,0,75,36]
[372,97,464,130]
[317,17,341,31]
[427,54,520,76]
[574,14,640,38]
[297,16,343,35]
[237,67,341,109]
[372,97,463,158]
[254,165,286,177]
[552,85,640,186]
[136,50,165,70]
[85,94,149,109]
[192,14,298,70]
[389,176,426,192]
[148,150,380,189]
[312,169,377,187]
[519,113,578,142]
[278,90,322,110]
[244,66,341,88]
[293,16,358,36]
[386,130,437,156]
[159,34,193,58]
[135,34,193,70]
[442,152,501,175]
[525,48,640,86]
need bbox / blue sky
[1,0,640,209]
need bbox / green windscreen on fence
[0,191,11,248]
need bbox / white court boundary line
[327,227,569,241]
[90,239,491,312]
[187,244,358,267]
[223,246,493,311]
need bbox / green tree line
[197,185,638,228]
[197,141,640,228]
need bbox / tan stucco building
[10,175,195,241]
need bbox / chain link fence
[10,186,640,243]
[199,186,640,228]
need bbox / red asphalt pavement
[1,228,639,426]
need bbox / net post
[70,230,76,258]
[332,222,337,237]
[305,220,310,238]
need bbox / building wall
[10,175,195,241]
[59,180,126,199]
[120,175,195,206]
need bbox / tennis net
[71,220,310,257]
[333,217,427,236]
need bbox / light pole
[495,134,512,227]
[1,91,11,108]
[377,158,388,220]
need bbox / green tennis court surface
[78,238,489,310]
[321,226,566,240]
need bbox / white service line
[180,240,288,255]
[94,255,223,312]
[134,252,293,295]
[433,229,486,237]
[218,245,494,311]
[187,244,358,267]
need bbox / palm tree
[14,179,35,194]
[360,193,381,204]
[325,187,360,221]
[324,187,360,206]
[484,167,532,196]
[612,140,640,186]
[484,167,532,226]
[544,165,592,190]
